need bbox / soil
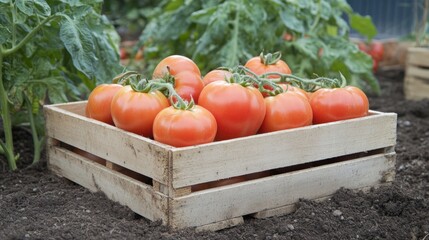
[1,70,428,240]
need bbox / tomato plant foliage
[0,0,122,170]
[139,0,379,93]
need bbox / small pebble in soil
[287,224,295,230]
[333,209,342,216]
[33,188,37,191]
[22,217,27,220]
[25,234,30,238]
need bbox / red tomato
[202,69,232,86]
[358,41,384,66]
[373,59,378,73]
[152,55,201,78]
[86,84,123,125]
[153,105,217,147]
[110,85,170,138]
[283,33,294,41]
[152,55,204,103]
[198,81,266,141]
[120,48,128,60]
[172,71,205,103]
[369,42,384,62]
[244,54,291,78]
[310,86,369,124]
[134,48,144,61]
[259,91,313,133]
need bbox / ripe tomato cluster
[357,41,384,72]
[86,53,369,148]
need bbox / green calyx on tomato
[152,55,204,103]
[259,51,283,65]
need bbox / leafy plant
[139,0,379,93]
[0,0,123,170]
[102,0,159,40]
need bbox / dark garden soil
[1,70,428,240]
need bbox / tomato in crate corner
[86,84,123,125]
[310,86,369,124]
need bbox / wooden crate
[44,101,397,231]
[404,47,429,100]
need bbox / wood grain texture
[170,153,395,228]
[170,112,397,188]
[44,102,172,184]
[48,145,168,222]
[407,47,429,67]
[404,76,429,100]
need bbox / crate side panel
[172,113,397,188]
[407,48,429,67]
[406,66,429,80]
[48,145,168,222]
[404,77,429,101]
[44,104,170,184]
[170,153,395,228]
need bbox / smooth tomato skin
[198,81,266,141]
[153,105,217,147]
[173,71,205,103]
[369,42,384,62]
[152,55,201,78]
[202,69,233,86]
[244,57,291,78]
[111,86,170,138]
[259,91,313,133]
[86,84,123,125]
[310,86,369,124]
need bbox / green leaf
[293,38,320,60]
[34,0,51,16]
[344,50,373,74]
[280,7,304,33]
[189,6,217,24]
[349,13,377,42]
[16,0,34,16]
[60,18,97,79]
[165,0,184,11]
[0,25,10,44]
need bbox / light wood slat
[404,77,429,100]
[48,145,168,222]
[44,103,171,184]
[171,112,397,188]
[170,153,395,228]
[406,66,429,80]
[407,47,429,67]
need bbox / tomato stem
[260,72,342,91]
[148,82,192,110]
[259,51,282,65]
[112,71,141,85]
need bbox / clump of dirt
[1,70,428,239]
